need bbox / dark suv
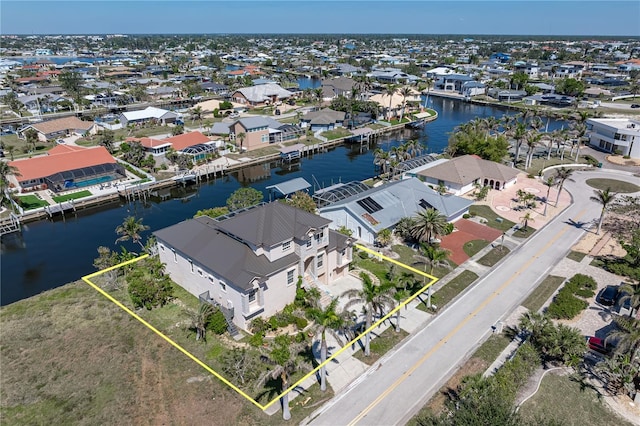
[598,285,618,306]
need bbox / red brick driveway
[440,219,503,265]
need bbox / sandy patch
[606,155,640,167]
[571,231,627,257]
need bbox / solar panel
[357,197,383,214]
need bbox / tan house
[417,155,519,195]
[20,116,98,142]
[231,83,292,108]
[154,202,354,331]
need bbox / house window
[307,238,312,248]
[208,276,214,283]
[220,281,226,292]
[317,253,324,268]
[188,259,194,273]
[159,244,165,251]
[287,269,295,286]
[248,289,257,303]
[172,248,177,262]
[261,134,269,143]
[282,241,291,251]
[197,269,203,276]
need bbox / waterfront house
[317,178,473,245]
[119,106,180,127]
[8,145,125,193]
[321,76,357,99]
[19,116,98,142]
[230,117,303,151]
[586,118,640,159]
[416,155,519,195]
[299,108,346,132]
[230,83,292,108]
[126,131,219,159]
[154,202,354,331]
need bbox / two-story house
[154,202,354,331]
[586,118,640,159]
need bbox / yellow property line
[347,210,587,425]
[83,245,438,413]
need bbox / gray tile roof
[236,116,283,131]
[154,210,300,290]
[302,108,346,125]
[216,201,330,248]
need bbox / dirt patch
[606,155,640,167]
[571,231,626,258]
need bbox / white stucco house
[586,118,640,159]
[154,202,353,331]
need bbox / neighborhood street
[305,169,640,426]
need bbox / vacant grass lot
[320,128,352,140]
[0,281,332,425]
[519,373,632,426]
[585,178,640,193]
[521,275,565,312]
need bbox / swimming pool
[75,175,117,188]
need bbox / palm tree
[524,131,542,170]
[607,315,640,356]
[590,187,617,235]
[410,208,448,244]
[257,334,309,421]
[398,86,413,122]
[554,167,573,206]
[392,289,409,332]
[618,282,640,314]
[115,216,150,250]
[0,161,20,195]
[542,176,556,216]
[190,105,204,128]
[314,87,323,110]
[373,148,390,178]
[341,271,396,357]
[520,212,534,231]
[413,243,452,275]
[189,302,215,342]
[307,298,345,391]
[423,78,433,107]
[236,131,246,151]
[384,84,397,121]
[511,121,527,167]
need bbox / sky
[1,1,639,36]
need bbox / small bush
[583,155,599,166]
[463,213,471,219]
[249,332,264,347]
[207,309,228,335]
[358,251,369,259]
[294,316,308,330]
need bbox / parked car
[598,285,618,306]
[631,104,640,108]
[587,336,615,356]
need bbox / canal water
[0,98,566,305]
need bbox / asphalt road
[305,169,640,426]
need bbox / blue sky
[2,1,639,36]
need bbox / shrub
[248,332,264,347]
[443,223,455,235]
[463,213,471,219]
[358,251,369,260]
[250,317,268,335]
[294,316,308,330]
[583,155,599,166]
[207,309,228,335]
[546,290,588,319]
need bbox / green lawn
[477,246,510,267]
[513,225,536,238]
[521,275,565,312]
[417,270,479,312]
[468,205,516,232]
[463,239,490,257]
[567,250,587,262]
[519,373,632,426]
[52,190,92,203]
[473,333,512,364]
[585,178,640,194]
[320,128,352,140]
[16,194,49,209]
[353,327,408,365]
